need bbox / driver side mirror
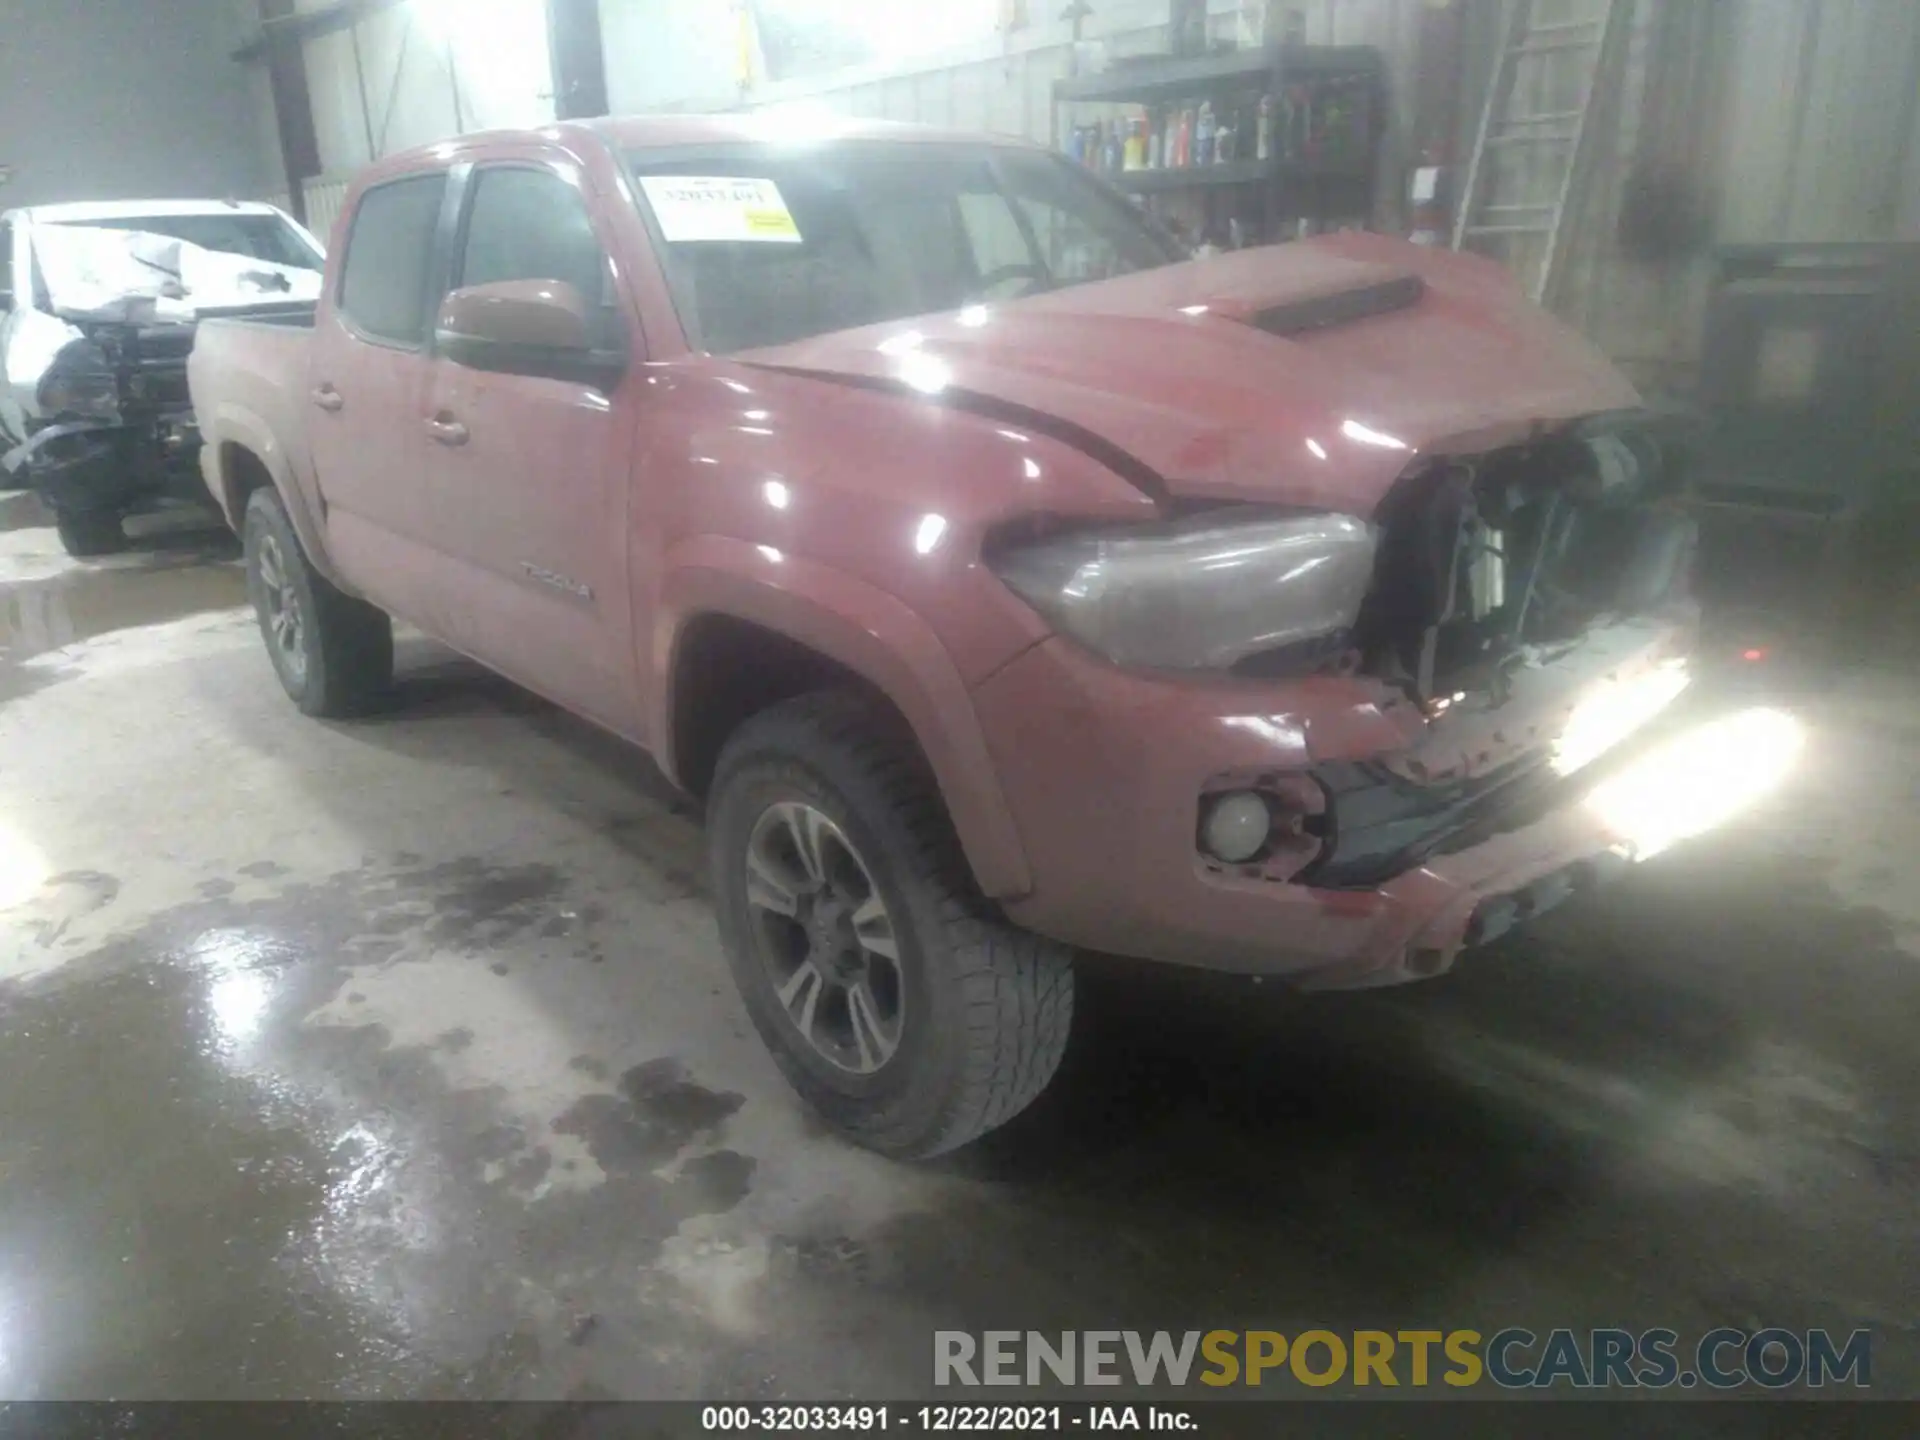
[435,280,626,386]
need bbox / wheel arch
[655,537,1032,901]
[202,405,344,590]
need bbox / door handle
[426,414,469,446]
[311,384,344,413]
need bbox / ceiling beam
[233,0,407,63]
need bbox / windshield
[626,142,1180,353]
[46,213,322,271]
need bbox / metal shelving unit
[1054,43,1381,105]
[1052,44,1385,247]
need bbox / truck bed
[193,302,317,326]
[187,314,317,529]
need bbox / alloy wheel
[255,532,307,688]
[743,801,905,1075]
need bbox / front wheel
[709,691,1074,1158]
[243,487,393,716]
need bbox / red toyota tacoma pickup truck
[189,116,1703,1157]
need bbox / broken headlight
[989,509,1378,671]
[35,338,119,421]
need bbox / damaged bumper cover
[4,417,202,514]
[969,605,1712,990]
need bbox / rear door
[306,169,453,620]
[420,157,641,734]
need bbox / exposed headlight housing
[989,508,1378,672]
[35,338,119,422]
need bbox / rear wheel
[709,691,1074,1158]
[243,488,392,716]
[53,507,129,558]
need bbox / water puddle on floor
[0,500,246,670]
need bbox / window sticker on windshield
[639,176,803,244]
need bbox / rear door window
[337,173,448,345]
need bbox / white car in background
[0,199,324,555]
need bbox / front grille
[96,324,195,418]
[128,366,191,408]
[1305,691,1694,890]
[1305,753,1558,889]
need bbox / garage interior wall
[262,0,558,241]
[0,0,269,211]
[1558,0,1920,390]
[1715,0,1920,243]
[261,0,1920,386]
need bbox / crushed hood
[742,231,1639,515]
[34,224,322,324]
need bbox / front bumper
[24,415,202,515]
[971,625,1699,989]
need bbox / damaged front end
[3,317,202,524]
[1307,412,1701,890]
[2,219,317,544]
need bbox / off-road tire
[243,487,392,717]
[53,507,129,558]
[709,690,1073,1158]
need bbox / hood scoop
[1244,273,1425,338]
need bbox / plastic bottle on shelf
[1319,83,1347,166]
[1290,83,1314,162]
[1123,112,1147,171]
[1147,110,1163,169]
[1194,100,1215,167]
[1256,93,1275,161]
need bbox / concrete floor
[1,491,1917,1404]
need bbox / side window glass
[999,162,1153,285]
[1013,196,1109,283]
[955,192,1033,280]
[457,167,620,348]
[337,173,447,345]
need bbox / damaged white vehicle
[0,199,323,555]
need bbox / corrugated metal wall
[1447,0,1920,391]
[1716,0,1920,243]
[266,0,557,234]
[1448,0,1687,386]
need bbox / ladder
[1452,0,1629,307]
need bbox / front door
[421,158,640,735]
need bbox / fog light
[1202,791,1271,863]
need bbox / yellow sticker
[744,208,799,238]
